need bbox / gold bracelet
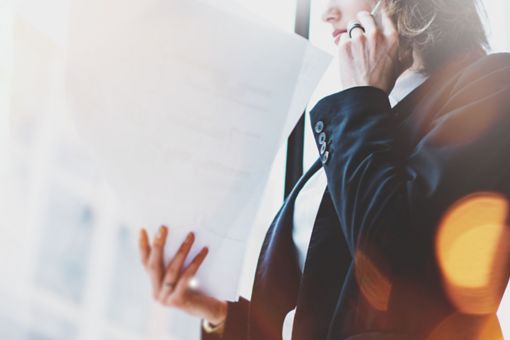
[202,318,226,335]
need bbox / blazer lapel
[250,158,322,340]
[291,187,352,340]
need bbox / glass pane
[0,305,77,340]
[107,226,151,334]
[1,0,298,339]
[34,178,95,304]
[25,306,77,340]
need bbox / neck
[408,50,425,73]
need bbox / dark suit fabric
[203,51,510,340]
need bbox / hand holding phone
[337,0,404,94]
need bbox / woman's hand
[139,226,228,326]
[338,9,405,94]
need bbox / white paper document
[66,0,331,301]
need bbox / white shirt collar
[388,69,428,108]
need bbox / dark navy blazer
[204,50,510,340]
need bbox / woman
[139,0,510,338]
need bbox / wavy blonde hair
[385,0,489,74]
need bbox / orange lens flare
[436,192,510,314]
[355,250,392,311]
[426,313,503,340]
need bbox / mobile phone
[371,0,383,16]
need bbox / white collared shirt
[282,70,428,340]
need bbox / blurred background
[0,0,509,339]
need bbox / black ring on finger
[348,23,366,38]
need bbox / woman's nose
[321,5,340,23]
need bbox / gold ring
[164,282,176,289]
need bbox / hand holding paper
[139,226,229,326]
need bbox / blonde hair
[385,0,489,74]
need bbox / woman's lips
[332,29,347,44]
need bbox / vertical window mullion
[285,0,312,198]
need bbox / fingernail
[187,232,194,242]
[157,226,165,238]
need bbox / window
[0,0,296,339]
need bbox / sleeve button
[320,142,327,155]
[314,121,324,134]
[318,132,326,144]
[321,151,329,165]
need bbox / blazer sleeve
[308,54,510,272]
[201,297,250,340]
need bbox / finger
[138,228,151,267]
[338,33,353,60]
[147,225,168,299]
[339,32,350,44]
[347,19,365,39]
[350,27,365,39]
[158,232,195,301]
[175,247,209,292]
[380,7,397,36]
[357,11,377,36]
